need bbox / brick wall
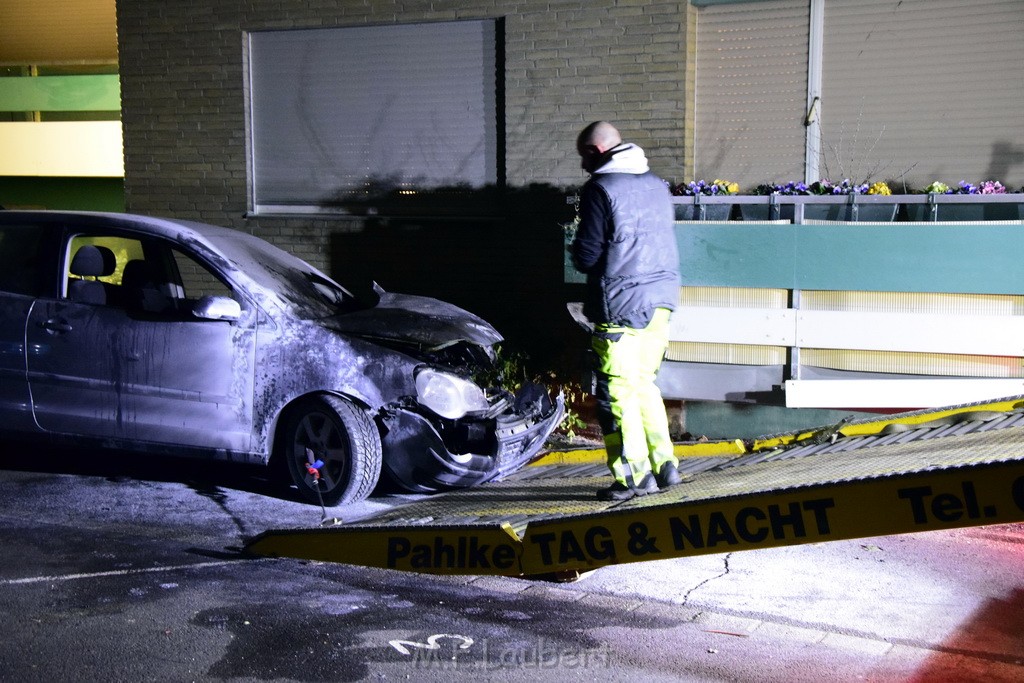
[115,0,691,365]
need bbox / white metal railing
[671,192,1024,222]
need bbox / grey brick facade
[115,1,691,362]
[116,1,689,241]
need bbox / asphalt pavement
[0,443,1021,681]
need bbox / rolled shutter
[694,0,810,188]
[248,20,498,213]
[820,0,1024,189]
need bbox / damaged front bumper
[380,384,566,493]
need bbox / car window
[64,234,242,318]
[0,223,58,297]
[170,247,235,302]
[67,235,145,289]
[204,230,360,319]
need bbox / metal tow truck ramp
[245,397,1024,577]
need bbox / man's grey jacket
[571,142,680,329]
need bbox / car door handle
[40,318,73,334]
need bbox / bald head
[577,121,621,154]
[577,121,623,173]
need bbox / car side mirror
[349,279,383,308]
[193,295,241,322]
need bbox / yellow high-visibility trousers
[591,308,677,487]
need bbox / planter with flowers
[668,177,1023,223]
[570,176,1024,293]
[737,179,899,222]
[670,179,737,220]
[903,181,1024,221]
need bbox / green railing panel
[676,222,795,290]
[677,221,1024,295]
[0,75,120,112]
[0,177,124,211]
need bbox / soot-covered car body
[0,211,564,505]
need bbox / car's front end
[323,292,565,493]
[378,351,565,492]
[205,227,566,501]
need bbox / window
[819,0,1024,188]
[694,0,810,188]
[693,0,1024,189]
[65,234,238,316]
[170,248,233,302]
[247,20,501,215]
[0,224,57,297]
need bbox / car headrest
[70,245,117,278]
[121,259,156,288]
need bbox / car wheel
[279,394,382,506]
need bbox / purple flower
[755,181,811,195]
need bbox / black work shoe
[655,462,692,489]
[596,473,659,501]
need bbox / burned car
[0,211,564,505]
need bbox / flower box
[803,202,898,222]
[736,200,897,222]
[673,202,733,221]
[903,202,1024,222]
[670,180,737,221]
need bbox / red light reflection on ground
[904,525,1024,682]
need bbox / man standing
[571,121,684,501]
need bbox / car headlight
[415,368,489,419]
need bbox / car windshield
[202,229,360,319]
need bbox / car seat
[68,245,116,305]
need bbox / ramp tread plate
[1004,414,1024,428]
[818,436,875,454]
[976,415,1016,432]
[873,431,917,448]
[347,426,1024,530]
[678,457,733,473]
[560,425,1024,516]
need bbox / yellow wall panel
[0,0,117,64]
[667,341,787,366]
[0,122,123,177]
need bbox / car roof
[0,209,242,245]
[0,210,339,318]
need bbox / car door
[0,221,61,433]
[26,231,257,454]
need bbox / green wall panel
[0,75,120,112]
[677,221,1024,295]
[0,177,124,211]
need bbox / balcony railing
[568,193,1024,411]
[671,192,1024,222]
[0,73,123,177]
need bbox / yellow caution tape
[675,439,747,458]
[751,398,1024,451]
[531,439,747,467]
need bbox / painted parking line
[0,559,247,586]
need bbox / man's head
[577,121,622,173]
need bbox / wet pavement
[0,443,1022,681]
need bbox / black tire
[278,394,382,506]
